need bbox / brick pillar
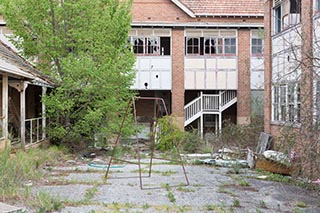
[300,0,317,178]
[264,0,273,134]
[171,28,185,130]
[237,29,251,125]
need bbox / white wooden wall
[184,57,237,90]
[131,56,172,90]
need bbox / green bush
[155,116,183,151]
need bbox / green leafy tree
[1,0,135,144]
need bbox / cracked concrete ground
[25,158,320,212]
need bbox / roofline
[0,40,55,86]
[131,22,264,28]
[171,0,196,18]
[194,13,264,17]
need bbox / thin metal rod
[132,97,143,189]
[105,98,132,180]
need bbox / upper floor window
[129,28,171,56]
[315,0,320,12]
[252,38,263,55]
[186,37,236,55]
[273,0,301,34]
[185,29,237,56]
[130,37,170,55]
[251,30,264,56]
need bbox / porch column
[237,29,251,125]
[263,0,273,134]
[20,82,28,149]
[171,28,185,130]
[42,87,47,140]
[2,74,8,139]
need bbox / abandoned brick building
[264,0,320,138]
[130,0,264,137]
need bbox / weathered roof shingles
[177,0,264,16]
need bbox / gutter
[131,22,264,28]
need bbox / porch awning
[0,58,35,79]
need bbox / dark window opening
[186,37,236,55]
[160,37,171,55]
[275,6,281,33]
[290,0,301,14]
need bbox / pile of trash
[181,132,296,174]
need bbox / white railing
[184,91,237,126]
[185,96,201,121]
[202,95,219,111]
[25,117,45,145]
[220,90,237,107]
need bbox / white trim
[171,0,196,18]
[194,13,264,17]
[131,22,264,28]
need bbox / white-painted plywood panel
[217,72,226,89]
[150,72,161,89]
[161,72,172,89]
[139,72,150,89]
[217,59,237,69]
[185,71,195,89]
[185,58,205,69]
[196,72,205,89]
[150,58,171,70]
[206,72,216,89]
[206,59,216,69]
[139,58,150,70]
[227,72,237,90]
[251,71,264,89]
[251,58,264,70]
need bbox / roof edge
[131,22,264,28]
[194,13,264,17]
[171,0,196,18]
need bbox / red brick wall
[237,29,251,124]
[171,28,185,129]
[264,0,273,134]
[132,0,263,24]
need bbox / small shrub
[167,191,176,203]
[155,116,183,151]
[259,200,267,208]
[232,199,241,207]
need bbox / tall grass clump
[0,145,65,201]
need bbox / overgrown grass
[0,145,66,201]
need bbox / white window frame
[272,83,301,123]
[273,0,301,34]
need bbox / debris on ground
[202,158,248,168]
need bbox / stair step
[0,203,24,213]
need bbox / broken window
[186,37,235,55]
[130,36,170,55]
[273,0,301,34]
[186,37,200,55]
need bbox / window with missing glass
[129,36,170,55]
[272,83,301,123]
[186,37,236,55]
